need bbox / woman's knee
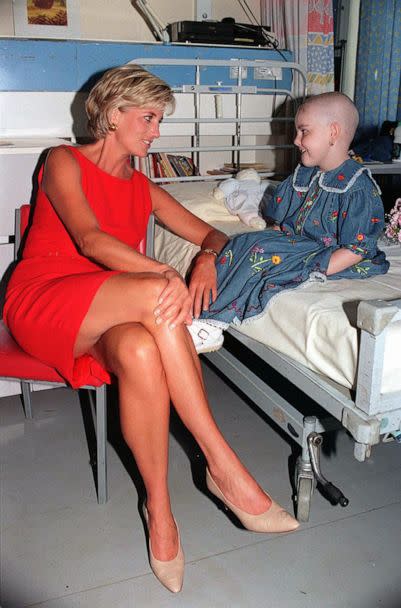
[107,324,161,374]
[137,274,168,304]
[127,274,168,322]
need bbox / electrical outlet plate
[254,65,282,80]
[230,65,248,80]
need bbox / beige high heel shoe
[206,468,300,534]
[142,505,184,593]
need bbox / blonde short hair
[85,64,175,139]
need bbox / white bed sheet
[157,181,401,392]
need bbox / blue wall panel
[0,39,293,92]
[0,39,77,91]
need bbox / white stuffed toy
[213,168,269,229]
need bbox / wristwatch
[199,248,219,258]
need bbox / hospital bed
[135,57,401,521]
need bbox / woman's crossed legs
[75,272,272,560]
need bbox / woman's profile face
[113,105,164,157]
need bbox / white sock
[191,319,216,330]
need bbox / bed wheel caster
[295,431,349,521]
[307,432,349,508]
[295,475,313,522]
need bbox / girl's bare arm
[326,248,362,275]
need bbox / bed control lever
[307,433,349,507]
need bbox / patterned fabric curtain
[260,0,334,97]
[354,0,401,137]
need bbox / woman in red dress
[3,64,298,593]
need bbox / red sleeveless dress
[3,146,152,388]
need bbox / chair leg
[95,385,108,504]
[20,381,33,419]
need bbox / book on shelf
[167,154,186,177]
[136,153,198,179]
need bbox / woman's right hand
[154,268,193,329]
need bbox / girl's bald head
[297,92,359,147]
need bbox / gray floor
[1,362,401,608]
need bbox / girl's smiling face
[294,106,333,170]
[112,106,164,157]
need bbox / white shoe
[187,320,224,354]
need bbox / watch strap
[199,248,219,258]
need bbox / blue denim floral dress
[201,159,389,327]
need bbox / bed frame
[130,56,304,179]
[138,57,401,521]
[204,300,401,520]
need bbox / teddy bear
[213,168,270,229]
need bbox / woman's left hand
[156,268,193,327]
[188,253,218,319]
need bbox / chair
[0,205,108,504]
[1,206,155,503]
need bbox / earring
[109,122,117,132]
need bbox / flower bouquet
[383,198,401,246]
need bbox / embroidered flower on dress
[337,174,345,181]
[220,250,234,266]
[356,233,364,241]
[371,217,380,223]
[342,211,347,219]
[276,196,282,203]
[322,236,333,247]
[329,211,339,221]
[271,255,281,265]
[350,244,367,254]
[251,245,265,254]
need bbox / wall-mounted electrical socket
[230,65,248,80]
[254,66,282,80]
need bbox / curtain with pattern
[354,0,401,137]
[260,0,334,97]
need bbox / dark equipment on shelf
[166,19,273,47]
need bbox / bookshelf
[136,153,198,180]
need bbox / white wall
[0,1,14,36]
[337,0,360,100]
[0,1,261,41]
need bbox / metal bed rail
[128,57,306,173]
[205,298,401,459]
